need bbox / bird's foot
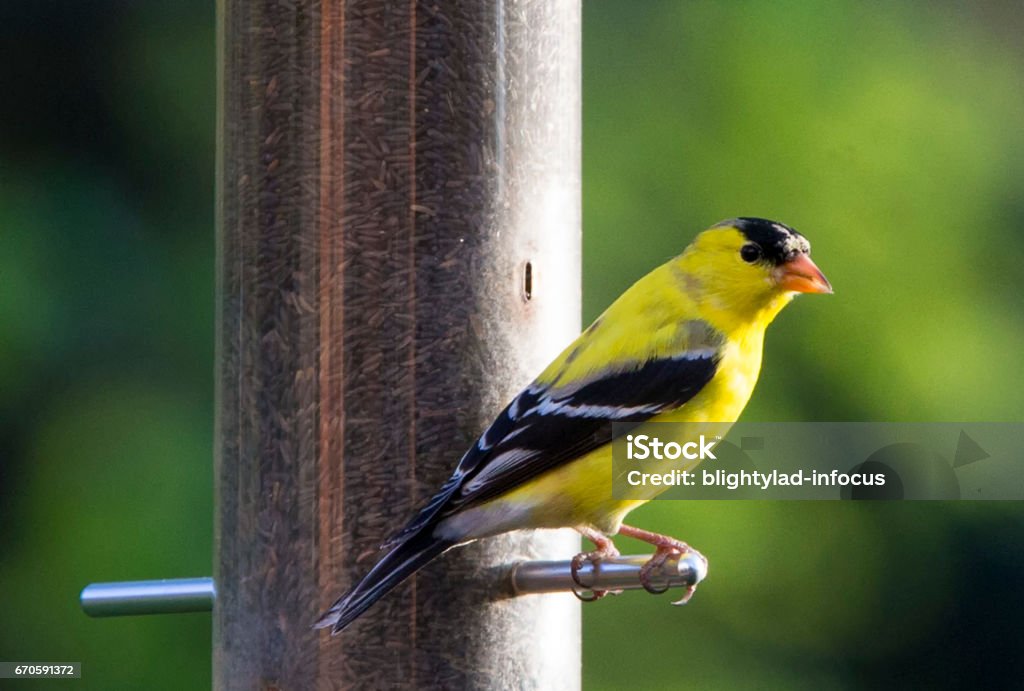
[618,523,707,605]
[571,527,622,602]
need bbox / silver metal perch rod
[80,553,706,617]
[510,552,708,596]
[80,577,215,617]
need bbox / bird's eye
[740,244,762,263]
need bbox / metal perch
[81,554,707,618]
[510,553,708,598]
[81,578,216,617]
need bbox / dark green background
[2,1,1022,688]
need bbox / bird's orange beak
[775,253,832,294]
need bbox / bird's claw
[668,548,709,605]
[671,584,698,606]
[619,523,708,605]
[570,546,621,602]
[638,544,683,595]
[641,548,703,604]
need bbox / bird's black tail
[313,531,454,634]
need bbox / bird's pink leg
[571,526,621,602]
[618,524,706,604]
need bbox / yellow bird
[316,217,832,633]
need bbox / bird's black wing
[448,352,720,508]
[382,322,724,548]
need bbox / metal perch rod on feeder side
[80,578,216,617]
[80,554,706,617]
[509,552,707,598]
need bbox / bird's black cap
[720,217,811,266]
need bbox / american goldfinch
[316,217,831,633]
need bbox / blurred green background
[2,1,1022,688]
